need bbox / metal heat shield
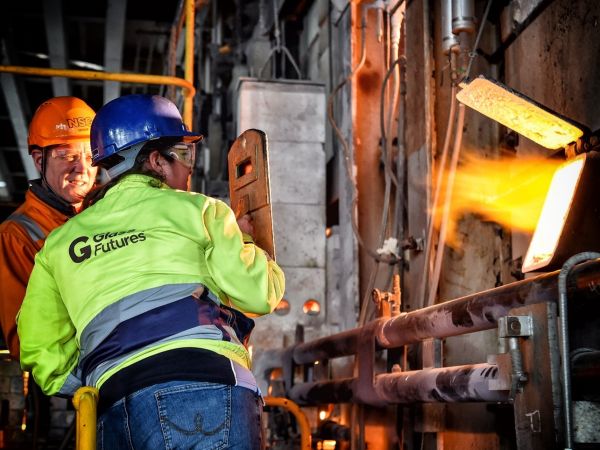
[456,76,584,150]
[522,152,600,272]
[228,129,276,260]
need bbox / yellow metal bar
[184,0,195,129]
[0,65,196,129]
[72,387,99,450]
[264,396,312,450]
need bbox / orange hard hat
[27,96,95,152]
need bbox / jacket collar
[107,174,169,196]
[29,179,77,217]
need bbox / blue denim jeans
[97,381,263,449]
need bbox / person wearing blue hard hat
[17,94,285,449]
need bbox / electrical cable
[258,0,302,79]
[464,0,493,81]
[327,6,400,265]
[425,102,465,307]
[420,80,457,306]
[380,58,405,187]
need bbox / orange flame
[433,154,564,248]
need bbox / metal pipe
[264,397,312,450]
[293,328,360,365]
[288,364,508,406]
[373,363,508,403]
[379,259,600,348]
[289,378,356,405]
[73,386,99,450]
[441,0,459,54]
[291,259,600,363]
[0,65,196,129]
[557,253,600,450]
[451,0,475,34]
[184,0,195,128]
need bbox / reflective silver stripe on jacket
[8,213,46,241]
[79,283,220,359]
[57,372,84,397]
[84,324,233,388]
[78,283,246,387]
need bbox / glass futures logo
[68,230,147,263]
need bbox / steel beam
[43,0,71,96]
[0,42,38,182]
[103,0,127,103]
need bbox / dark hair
[82,140,176,209]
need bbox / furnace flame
[432,154,563,247]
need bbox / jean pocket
[155,382,231,450]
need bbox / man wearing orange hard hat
[0,96,97,359]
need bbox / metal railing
[264,396,312,450]
[0,66,195,129]
[72,387,99,450]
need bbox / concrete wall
[236,78,328,358]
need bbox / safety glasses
[166,142,196,169]
[49,142,93,165]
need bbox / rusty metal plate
[228,129,276,260]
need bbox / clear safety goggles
[49,142,93,165]
[166,142,196,169]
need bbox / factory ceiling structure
[0,0,269,213]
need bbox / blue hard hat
[91,94,202,168]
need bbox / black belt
[97,348,235,417]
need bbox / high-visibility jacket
[17,174,285,396]
[0,183,74,359]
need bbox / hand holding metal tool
[228,129,276,260]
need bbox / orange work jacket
[0,188,70,359]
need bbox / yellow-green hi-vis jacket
[17,174,285,396]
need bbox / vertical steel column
[184,0,195,129]
[351,3,388,304]
[103,0,127,103]
[43,0,71,96]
